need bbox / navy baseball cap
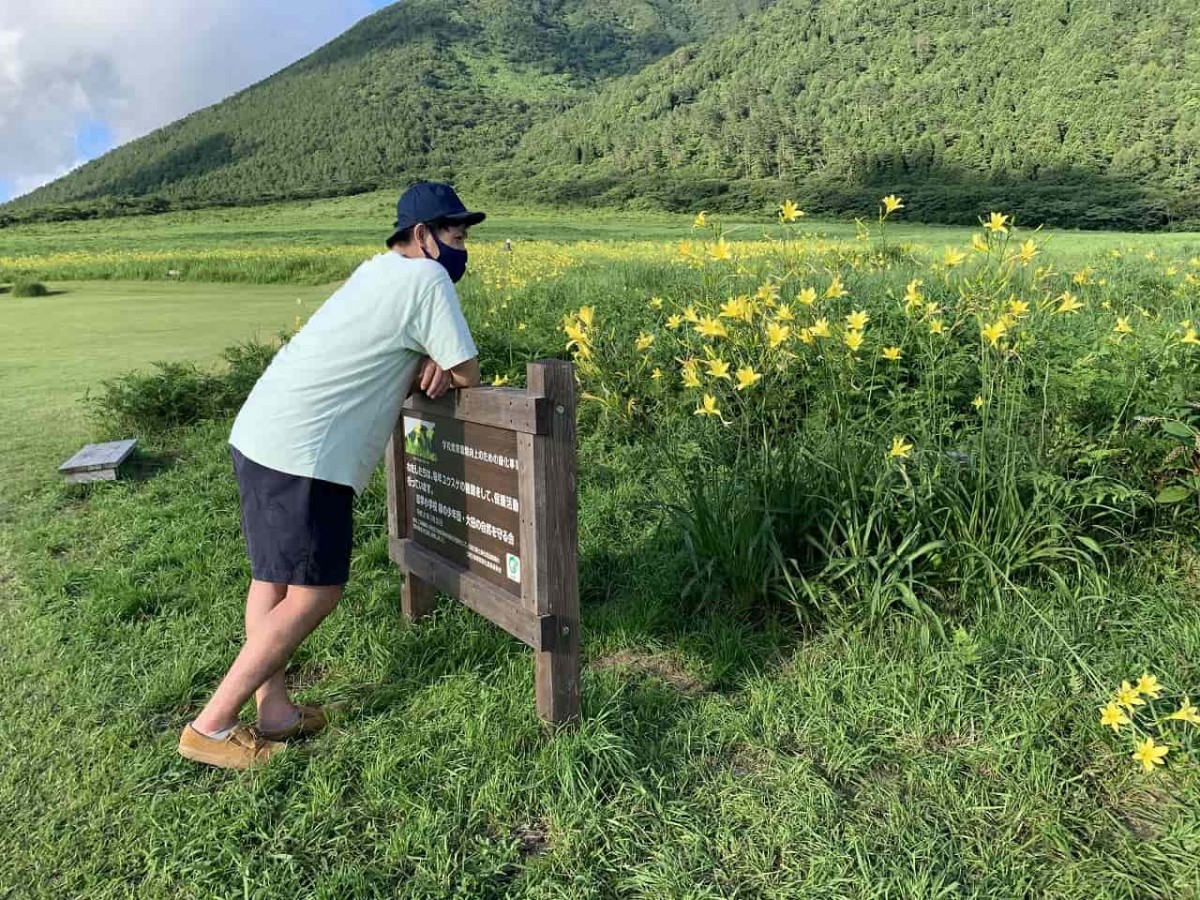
[388,182,486,245]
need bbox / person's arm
[449,356,481,389]
[410,355,479,400]
[408,270,479,399]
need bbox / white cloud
[0,2,380,200]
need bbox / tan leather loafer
[257,704,329,742]
[177,724,285,770]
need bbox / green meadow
[1,201,1199,898]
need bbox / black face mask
[421,231,468,283]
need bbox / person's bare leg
[193,585,343,735]
[244,580,295,731]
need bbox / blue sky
[0,1,395,203]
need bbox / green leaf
[1155,485,1192,504]
[1161,421,1196,443]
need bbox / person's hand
[417,357,451,399]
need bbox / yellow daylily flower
[666,314,684,330]
[844,330,865,352]
[682,304,700,323]
[695,394,721,417]
[882,346,902,361]
[1115,681,1145,711]
[693,211,708,229]
[735,367,762,390]
[577,306,595,328]
[798,287,818,306]
[705,358,731,380]
[1015,239,1039,264]
[695,316,728,339]
[767,323,791,348]
[982,320,1008,347]
[944,247,967,268]
[810,318,831,339]
[1055,292,1085,315]
[709,238,733,261]
[719,297,749,320]
[983,211,1010,233]
[680,359,702,389]
[972,233,989,253]
[825,275,849,299]
[973,395,985,410]
[1135,673,1163,699]
[1114,317,1134,336]
[1182,328,1200,346]
[491,375,510,387]
[846,310,870,331]
[677,240,694,260]
[775,303,795,322]
[889,436,914,459]
[779,199,804,223]
[564,323,588,349]
[636,333,655,352]
[929,319,946,336]
[1166,698,1200,725]
[1008,299,1031,318]
[651,367,663,380]
[1131,737,1169,773]
[1100,702,1130,733]
[881,194,904,215]
[649,296,664,309]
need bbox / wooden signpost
[385,360,580,725]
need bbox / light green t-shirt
[230,253,477,494]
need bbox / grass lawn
[1,204,1199,897]
[0,281,334,511]
[4,190,1200,263]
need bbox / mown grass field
[1,199,1199,899]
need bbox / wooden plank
[525,361,581,725]
[402,572,438,622]
[404,388,548,435]
[384,429,405,542]
[58,439,138,474]
[386,428,437,621]
[390,537,554,650]
[517,432,539,611]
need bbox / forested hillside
[494,0,1200,228]
[8,0,1200,229]
[8,0,771,212]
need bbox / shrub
[88,337,282,434]
[12,280,49,297]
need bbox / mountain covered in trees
[8,0,1200,229]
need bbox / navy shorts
[231,446,354,587]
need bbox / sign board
[402,414,522,594]
[386,360,579,725]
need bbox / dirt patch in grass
[1179,543,1200,590]
[511,821,551,858]
[1105,780,1182,842]
[589,649,707,695]
[287,661,331,693]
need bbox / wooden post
[522,361,580,726]
[386,428,436,621]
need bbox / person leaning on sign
[178,183,484,770]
